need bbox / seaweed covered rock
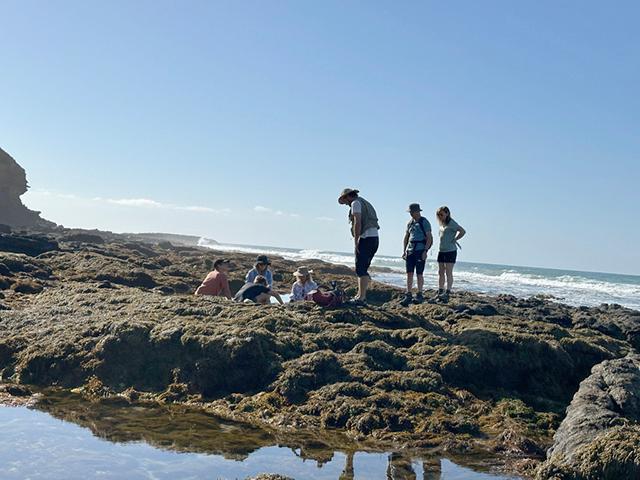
[0,233,638,477]
[537,354,640,479]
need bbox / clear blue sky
[1,1,638,274]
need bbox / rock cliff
[0,147,53,229]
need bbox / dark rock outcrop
[0,147,54,229]
[0,233,58,256]
[537,354,640,479]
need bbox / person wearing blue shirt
[245,255,274,288]
[401,203,433,305]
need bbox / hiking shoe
[347,298,366,307]
[399,292,413,307]
[413,292,424,304]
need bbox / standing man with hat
[245,255,274,288]
[338,188,380,304]
[401,203,433,306]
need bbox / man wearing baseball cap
[401,203,433,306]
[338,188,380,304]
[195,258,233,298]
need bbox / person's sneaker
[399,292,413,307]
[347,298,366,306]
[413,292,424,304]
[433,289,445,302]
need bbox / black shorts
[437,250,457,264]
[405,250,426,274]
[355,236,379,277]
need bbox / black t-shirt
[234,283,270,302]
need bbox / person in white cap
[338,188,380,304]
[290,266,318,302]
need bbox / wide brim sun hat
[293,267,313,277]
[338,188,359,204]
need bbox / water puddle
[0,391,521,479]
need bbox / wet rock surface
[0,230,638,479]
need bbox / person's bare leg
[438,263,446,290]
[406,272,414,293]
[358,275,370,300]
[445,263,454,291]
[417,274,424,293]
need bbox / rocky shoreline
[0,228,639,479]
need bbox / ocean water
[199,239,640,311]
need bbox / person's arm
[245,270,253,283]
[290,284,298,302]
[425,231,434,250]
[222,276,232,299]
[402,230,410,259]
[353,213,362,253]
[194,274,211,295]
[456,226,466,241]
[271,290,284,305]
[423,232,434,260]
[267,270,274,288]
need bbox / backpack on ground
[305,281,345,307]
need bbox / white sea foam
[200,240,640,310]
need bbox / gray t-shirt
[439,219,460,253]
[406,217,432,254]
[350,199,379,238]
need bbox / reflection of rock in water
[33,390,372,465]
[30,391,454,479]
[34,390,277,461]
[0,147,53,229]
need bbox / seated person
[234,275,283,305]
[195,259,232,298]
[245,255,274,288]
[290,266,318,302]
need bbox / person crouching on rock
[338,188,380,305]
[436,206,466,301]
[245,255,274,288]
[401,203,433,306]
[290,267,318,302]
[234,275,284,305]
[194,259,232,298]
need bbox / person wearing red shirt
[195,259,232,298]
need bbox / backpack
[305,282,345,307]
[407,217,429,248]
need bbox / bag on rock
[305,283,345,307]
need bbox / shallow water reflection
[0,392,521,480]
